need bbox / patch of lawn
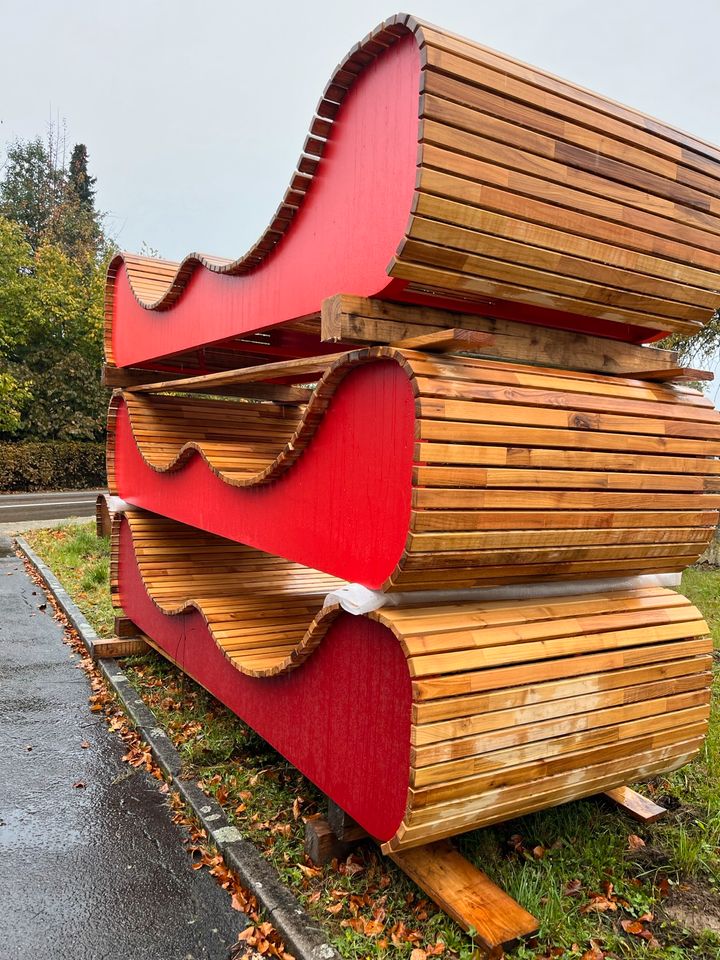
[25,522,720,959]
[23,522,115,639]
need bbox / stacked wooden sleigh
[104,13,720,950]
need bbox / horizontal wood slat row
[105,13,720,368]
[397,16,720,333]
[113,510,711,851]
[108,347,720,591]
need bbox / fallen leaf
[564,879,583,897]
[410,950,426,960]
[627,834,646,850]
[581,894,617,914]
[80,740,90,749]
[621,919,645,935]
[73,780,86,789]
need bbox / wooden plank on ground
[321,294,680,377]
[390,840,538,953]
[604,785,668,822]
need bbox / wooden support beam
[604,785,668,823]
[392,328,495,353]
[321,294,681,378]
[390,840,538,954]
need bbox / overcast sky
[3,0,719,262]
[3,0,720,397]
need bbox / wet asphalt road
[0,489,103,526]
[0,537,246,959]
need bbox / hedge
[0,441,106,492]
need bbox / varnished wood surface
[105,12,720,368]
[390,840,538,948]
[108,348,720,590]
[114,510,711,851]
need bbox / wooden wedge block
[632,367,713,383]
[392,328,495,353]
[604,785,667,823]
[95,494,112,539]
[390,840,538,953]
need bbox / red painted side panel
[111,361,416,588]
[117,517,413,841]
[111,37,421,368]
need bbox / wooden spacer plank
[604,785,668,823]
[392,328,495,352]
[390,840,538,953]
[304,814,362,865]
[327,799,369,843]
[114,615,140,639]
[92,636,149,659]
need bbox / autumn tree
[0,127,112,442]
[0,129,104,263]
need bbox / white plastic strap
[323,573,682,615]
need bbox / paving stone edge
[14,535,342,960]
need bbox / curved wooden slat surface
[106,14,720,368]
[114,509,711,850]
[108,348,720,590]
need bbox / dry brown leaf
[627,834,646,850]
